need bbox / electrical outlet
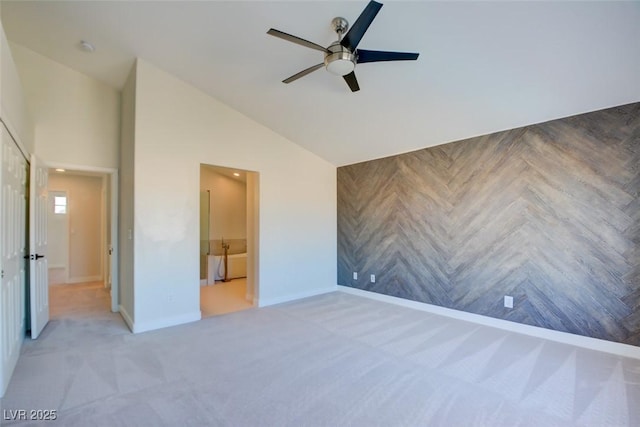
[504,295,513,309]
[353,272,358,280]
[167,293,174,303]
[370,274,376,283]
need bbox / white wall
[9,43,119,169]
[130,59,336,332]
[1,33,33,154]
[48,173,103,283]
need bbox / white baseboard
[119,305,134,333]
[200,279,207,286]
[338,286,640,360]
[66,275,102,284]
[130,311,202,334]
[259,285,337,308]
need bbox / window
[54,196,67,214]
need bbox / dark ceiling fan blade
[357,49,419,63]
[343,71,360,92]
[341,0,383,51]
[282,63,325,84]
[267,29,329,53]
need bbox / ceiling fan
[267,0,419,92]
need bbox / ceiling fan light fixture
[324,42,356,76]
[325,56,355,76]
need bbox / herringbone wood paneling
[338,103,640,345]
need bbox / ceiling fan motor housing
[325,42,356,76]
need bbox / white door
[0,127,27,396]
[29,155,49,339]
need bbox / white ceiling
[2,1,639,166]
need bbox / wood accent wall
[337,103,640,345]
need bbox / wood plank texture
[337,103,640,346]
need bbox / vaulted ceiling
[2,1,639,166]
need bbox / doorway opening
[199,164,259,317]
[46,166,119,315]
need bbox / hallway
[49,281,113,318]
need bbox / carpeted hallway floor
[1,284,639,426]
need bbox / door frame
[199,164,260,314]
[46,163,119,313]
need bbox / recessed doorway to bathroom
[200,164,259,317]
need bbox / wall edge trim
[338,285,640,360]
[258,285,337,308]
[130,311,202,334]
[119,304,134,333]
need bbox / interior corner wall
[338,103,640,346]
[119,63,136,326]
[9,43,119,169]
[130,59,336,331]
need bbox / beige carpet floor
[1,284,639,426]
